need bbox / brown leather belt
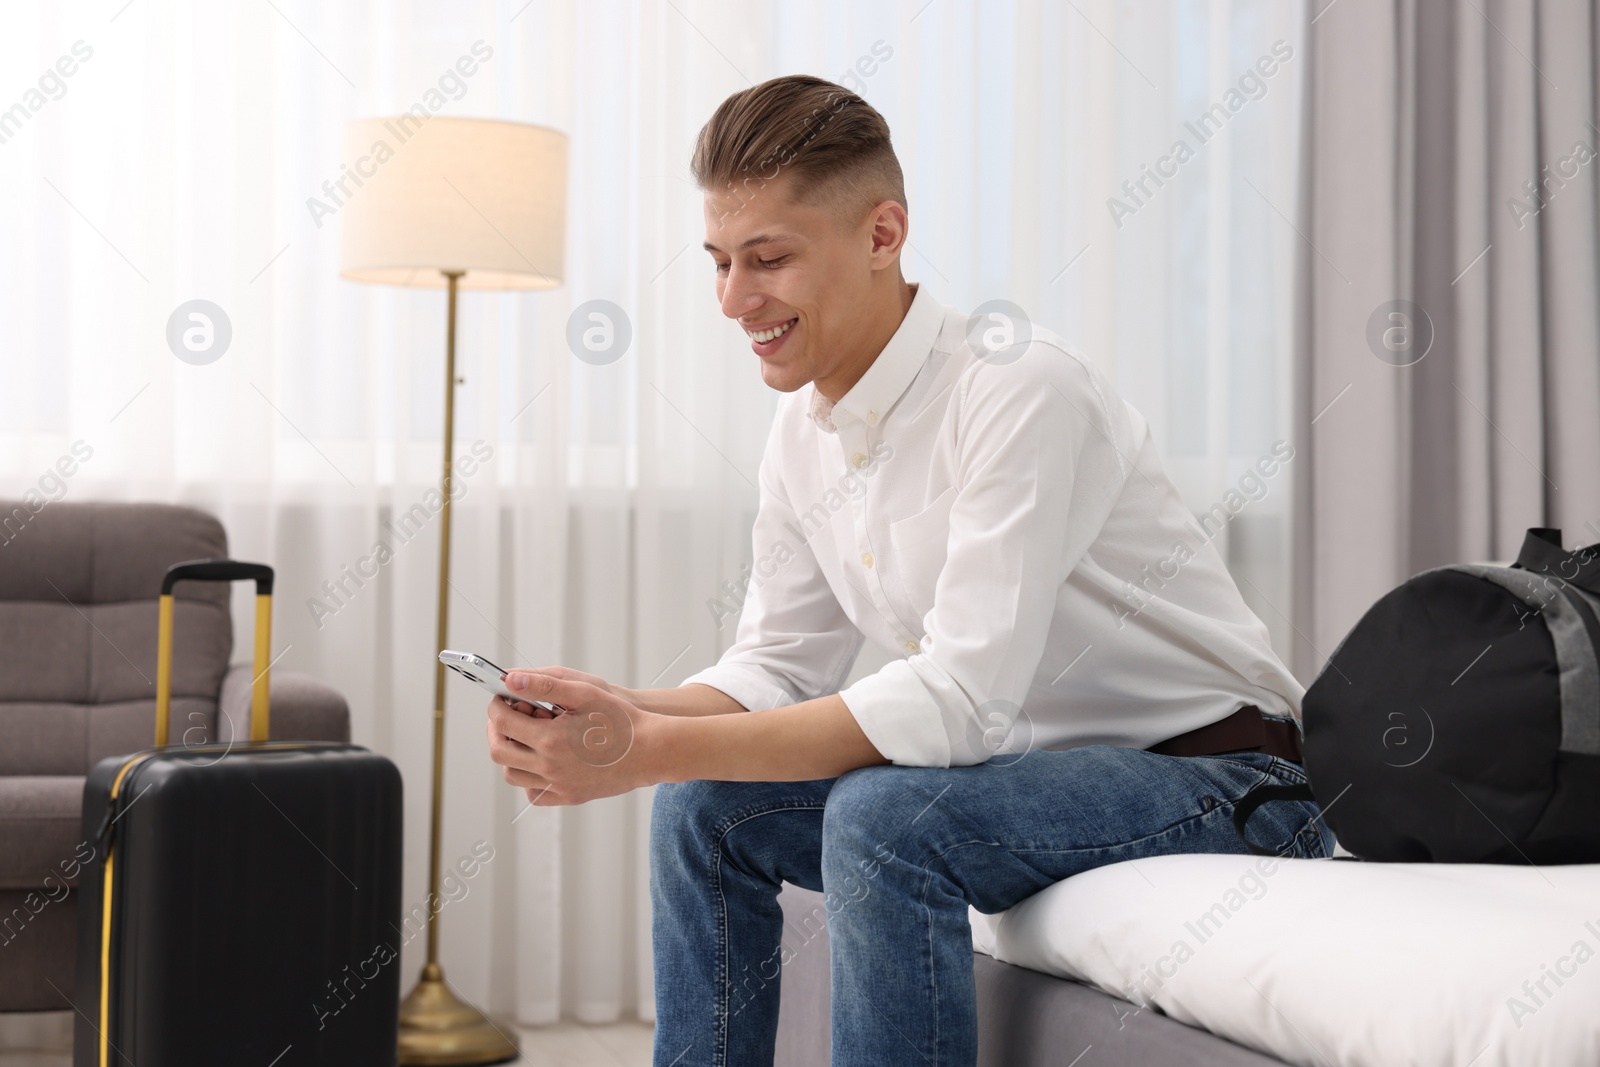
[1147,703,1304,763]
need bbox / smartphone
[439,650,565,714]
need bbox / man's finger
[525,784,561,807]
[487,706,562,772]
[486,696,556,727]
[511,699,558,719]
[488,697,558,750]
[486,717,538,769]
[503,766,548,789]
[503,671,603,709]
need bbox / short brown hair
[692,75,906,224]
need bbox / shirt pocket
[887,486,957,613]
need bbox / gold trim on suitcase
[153,583,272,744]
[99,752,151,1067]
[97,559,276,1067]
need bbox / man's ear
[867,200,908,269]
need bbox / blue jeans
[648,744,1331,1067]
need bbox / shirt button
[867,411,879,424]
[904,640,920,654]
[851,452,869,468]
[861,551,874,568]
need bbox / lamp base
[397,962,520,1066]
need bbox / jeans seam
[931,762,1301,859]
[1294,801,1332,857]
[709,801,827,1067]
[920,865,939,1064]
[1000,794,1261,856]
[713,798,826,832]
[1203,753,1281,777]
[1263,759,1322,856]
[1000,800,1324,862]
[712,801,830,854]
[713,850,727,1067]
[1267,756,1310,784]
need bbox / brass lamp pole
[337,116,568,1067]
[394,270,519,1066]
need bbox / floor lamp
[340,116,567,1066]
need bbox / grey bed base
[772,883,1291,1067]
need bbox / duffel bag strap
[1513,528,1600,596]
[1232,781,1318,857]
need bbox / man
[485,74,1329,1067]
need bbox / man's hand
[485,670,661,807]
[485,668,889,798]
[505,664,616,699]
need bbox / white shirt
[681,283,1304,768]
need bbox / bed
[773,851,1600,1066]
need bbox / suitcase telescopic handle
[156,559,275,746]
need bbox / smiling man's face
[703,173,900,398]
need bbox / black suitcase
[72,560,404,1067]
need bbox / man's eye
[759,256,789,269]
[714,261,730,274]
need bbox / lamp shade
[339,116,566,290]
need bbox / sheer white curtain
[0,0,1304,1025]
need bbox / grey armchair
[0,502,350,1012]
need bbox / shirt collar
[807,283,943,434]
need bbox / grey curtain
[1291,0,1600,681]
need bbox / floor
[0,1012,657,1067]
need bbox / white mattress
[969,853,1600,1067]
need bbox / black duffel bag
[1234,527,1600,864]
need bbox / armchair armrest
[219,665,351,743]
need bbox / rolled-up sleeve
[678,408,865,712]
[837,345,1129,766]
